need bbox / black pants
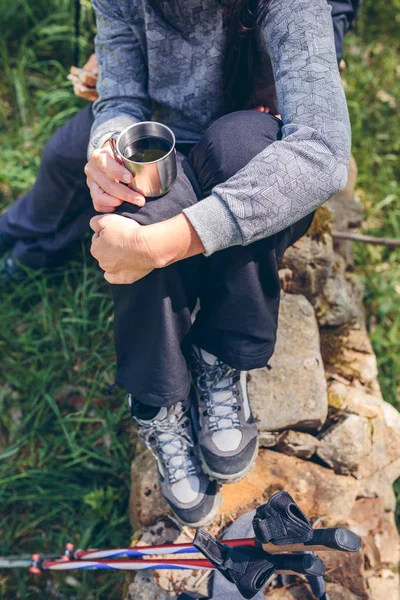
[0,104,96,268]
[112,111,314,407]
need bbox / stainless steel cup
[109,121,177,198]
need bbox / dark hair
[149,0,272,112]
[222,0,271,111]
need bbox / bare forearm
[141,213,206,268]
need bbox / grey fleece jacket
[90,0,351,256]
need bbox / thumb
[90,214,108,234]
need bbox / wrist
[134,224,167,269]
[140,214,205,268]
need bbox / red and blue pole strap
[66,538,255,560]
[27,538,256,573]
[31,556,215,572]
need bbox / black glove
[252,490,313,545]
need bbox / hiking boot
[189,345,259,484]
[0,255,24,289]
[129,396,221,527]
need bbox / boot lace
[139,405,197,484]
[192,359,241,433]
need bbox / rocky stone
[324,583,362,600]
[249,293,328,432]
[280,227,360,327]
[348,497,385,538]
[367,572,400,600]
[130,450,170,528]
[317,414,372,475]
[363,534,382,570]
[374,398,400,434]
[321,549,369,599]
[265,582,361,600]
[125,573,176,600]
[327,382,382,418]
[265,585,315,599]
[320,322,379,386]
[374,511,400,567]
[328,153,363,269]
[317,412,400,478]
[281,233,334,300]
[312,267,359,327]
[220,449,359,524]
[317,414,372,476]
[328,384,400,435]
[358,457,400,512]
[259,431,279,448]
[365,415,400,478]
[274,430,320,459]
[348,506,400,573]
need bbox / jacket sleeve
[183,0,351,256]
[88,0,151,157]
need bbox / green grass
[344,2,400,408]
[0,261,133,598]
[0,0,399,598]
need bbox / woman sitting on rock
[86,0,351,527]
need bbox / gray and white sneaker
[189,346,259,484]
[129,396,221,527]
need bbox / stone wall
[125,159,400,600]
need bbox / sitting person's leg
[112,153,220,528]
[111,110,314,524]
[184,111,314,483]
[0,104,95,270]
[189,110,313,367]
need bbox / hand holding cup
[85,144,146,213]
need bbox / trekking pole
[307,574,330,600]
[59,538,255,560]
[28,551,324,575]
[55,524,359,563]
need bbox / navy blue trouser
[0,104,96,268]
[112,111,313,406]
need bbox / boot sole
[173,487,223,528]
[199,437,259,484]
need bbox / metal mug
[109,121,177,198]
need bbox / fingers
[74,86,99,102]
[80,71,97,87]
[85,149,146,208]
[88,148,132,183]
[69,67,97,87]
[86,179,121,212]
[251,106,271,113]
[68,68,98,101]
[89,214,107,234]
[88,169,145,207]
[85,147,146,214]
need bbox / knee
[194,111,282,184]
